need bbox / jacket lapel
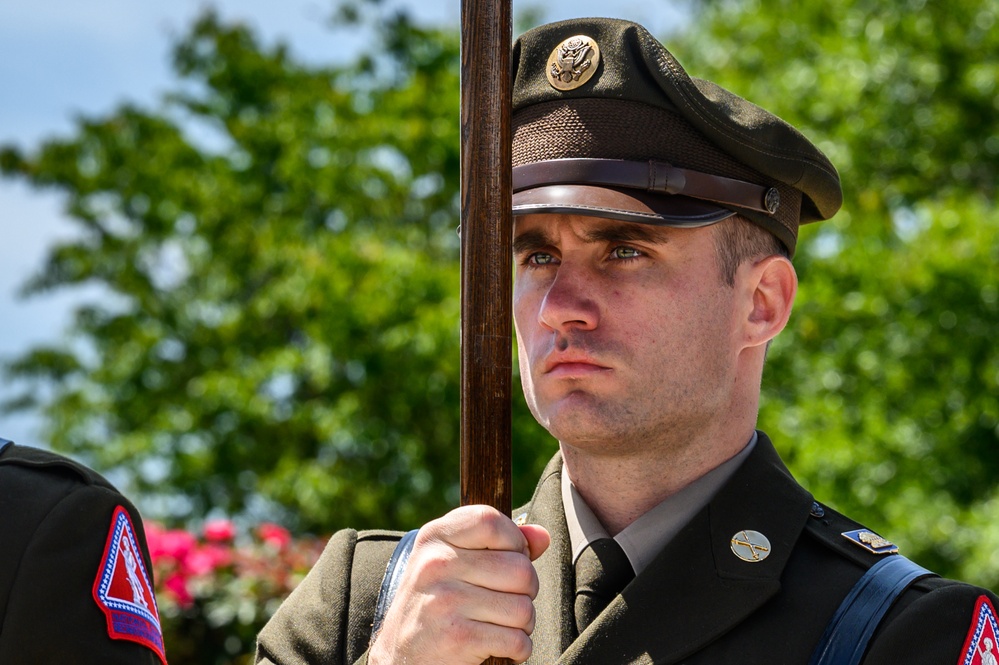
[521,454,576,664]
[557,433,814,664]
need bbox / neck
[560,419,756,536]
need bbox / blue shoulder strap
[371,528,420,642]
[808,555,934,665]
[0,438,12,454]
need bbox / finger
[456,549,540,598]
[519,524,551,561]
[445,619,534,665]
[472,619,534,663]
[457,582,537,634]
[425,505,529,553]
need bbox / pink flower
[144,522,166,550]
[146,524,197,563]
[203,518,236,542]
[163,572,194,608]
[186,543,233,575]
[257,523,292,550]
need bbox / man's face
[513,213,746,452]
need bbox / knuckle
[413,523,438,548]
[513,557,539,594]
[471,504,504,531]
[505,631,533,662]
[407,552,443,585]
[509,595,535,631]
[420,511,458,540]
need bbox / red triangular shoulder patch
[958,595,999,665]
[92,505,166,664]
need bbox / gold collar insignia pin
[731,530,772,563]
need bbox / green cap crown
[511,17,842,255]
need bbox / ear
[738,255,797,349]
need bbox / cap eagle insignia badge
[546,35,600,91]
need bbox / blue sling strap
[371,528,420,642]
[808,555,934,665]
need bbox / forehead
[512,213,675,247]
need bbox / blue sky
[0,0,687,446]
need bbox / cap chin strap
[513,158,780,216]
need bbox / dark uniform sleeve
[863,576,999,664]
[256,529,402,665]
[0,448,165,664]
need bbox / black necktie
[574,538,635,634]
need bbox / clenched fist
[368,505,551,664]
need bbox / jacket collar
[522,432,813,664]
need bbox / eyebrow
[513,229,552,255]
[583,224,671,245]
[512,221,671,255]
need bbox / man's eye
[611,246,642,260]
[529,252,557,265]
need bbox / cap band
[513,184,735,226]
[513,158,780,215]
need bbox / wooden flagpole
[459,0,514,662]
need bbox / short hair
[713,216,790,286]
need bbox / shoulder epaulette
[803,501,900,568]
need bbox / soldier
[256,17,999,665]
[0,437,166,664]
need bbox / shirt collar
[562,431,758,575]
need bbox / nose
[538,262,600,332]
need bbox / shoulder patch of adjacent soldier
[91,505,167,664]
[958,595,999,665]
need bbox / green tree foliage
[677,0,999,587]
[1,7,556,533]
[2,11,439,531]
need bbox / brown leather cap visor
[512,158,784,227]
[513,184,734,227]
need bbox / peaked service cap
[511,17,842,255]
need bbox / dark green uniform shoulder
[356,528,406,543]
[801,500,900,569]
[0,440,165,664]
[803,500,999,665]
[257,527,407,665]
[0,441,120,493]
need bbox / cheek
[513,292,540,369]
[514,330,539,406]
[513,285,539,333]
[620,283,719,349]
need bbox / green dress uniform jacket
[256,432,999,664]
[0,441,166,664]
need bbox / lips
[542,354,610,376]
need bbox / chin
[540,407,621,444]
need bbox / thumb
[518,524,551,561]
